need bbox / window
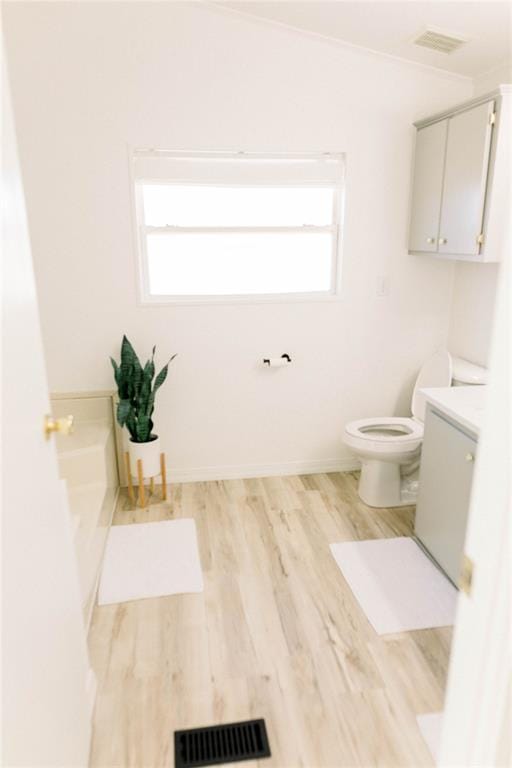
[132,151,344,303]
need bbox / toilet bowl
[344,351,487,508]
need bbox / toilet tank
[451,356,488,386]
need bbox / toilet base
[358,460,419,508]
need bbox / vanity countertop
[419,385,487,437]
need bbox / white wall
[473,63,512,97]
[448,263,499,367]
[4,2,473,480]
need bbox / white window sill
[138,292,343,308]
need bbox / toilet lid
[411,349,452,422]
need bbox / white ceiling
[214,1,512,77]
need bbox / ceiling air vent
[413,28,468,54]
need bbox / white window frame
[130,150,345,306]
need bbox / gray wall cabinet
[415,406,477,584]
[408,86,511,262]
[408,119,447,254]
[437,101,494,257]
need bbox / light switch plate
[376,274,389,297]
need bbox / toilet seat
[342,350,453,507]
[344,417,423,455]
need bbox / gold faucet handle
[44,414,74,439]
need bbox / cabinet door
[438,101,495,257]
[415,408,476,584]
[408,120,447,253]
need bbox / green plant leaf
[110,357,123,390]
[136,414,151,442]
[123,337,143,402]
[140,369,152,416]
[143,356,155,388]
[120,335,141,378]
[117,399,131,427]
[126,410,137,441]
[154,354,176,393]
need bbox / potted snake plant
[110,336,176,478]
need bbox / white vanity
[414,385,486,585]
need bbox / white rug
[98,519,203,605]
[329,537,457,634]
[417,712,443,763]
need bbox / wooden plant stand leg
[150,477,155,496]
[137,459,145,508]
[160,453,167,501]
[125,451,135,504]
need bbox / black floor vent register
[174,719,271,767]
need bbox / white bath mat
[329,537,457,634]
[98,519,203,605]
[417,712,443,763]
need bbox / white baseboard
[162,457,360,484]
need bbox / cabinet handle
[465,453,474,462]
[438,237,447,245]
[459,554,474,596]
[426,237,435,244]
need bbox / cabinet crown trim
[414,86,507,129]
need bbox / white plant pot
[128,436,161,479]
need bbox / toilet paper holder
[263,353,292,366]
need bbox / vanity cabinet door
[415,407,477,584]
[438,100,495,257]
[408,120,447,253]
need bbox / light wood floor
[89,472,452,768]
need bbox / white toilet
[344,350,487,508]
